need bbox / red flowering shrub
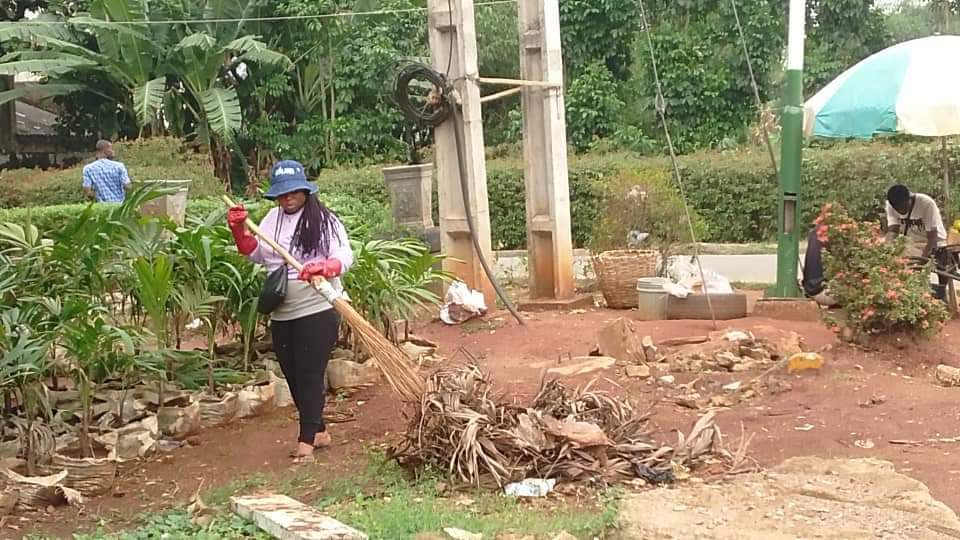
[818,203,949,338]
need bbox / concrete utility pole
[516,0,591,310]
[773,0,805,298]
[426,0,495,306]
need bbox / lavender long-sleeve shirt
[247,206,354,320]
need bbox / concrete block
[753,298,821,321]
[232,493,368,540]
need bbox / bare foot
[314,431,332,448]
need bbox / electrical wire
[17,0,516,26]
[637,0,718,330]
[730,0,779,179]
[393,63,525,326]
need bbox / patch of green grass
[69,510,271,540]
[314,452,622,540]
[31,451,621,540]
[203,472,270,506]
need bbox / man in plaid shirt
[82,140,130,203]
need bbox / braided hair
[291,193,341,258]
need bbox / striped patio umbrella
[803,35,960,219]
[804,35,960,138]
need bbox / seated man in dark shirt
[802,226,838,307]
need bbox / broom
[221,195,424,402]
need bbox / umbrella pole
[943,137,952,224]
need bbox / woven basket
[591,250,660,309]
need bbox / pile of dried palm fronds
[390,364,730,487]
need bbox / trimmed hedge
[0,137,224,208]
[0,192,392,244]
[317,141,960,246]
[6,140,957,246]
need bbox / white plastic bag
[667,257,733,296]
[439,281,487,325]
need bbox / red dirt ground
[16,309,960,539]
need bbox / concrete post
[427,0,495,306]
[516,0,591,310]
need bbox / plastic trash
[504,478,556,497]
[666,257,734,297]
[439,281,487,325]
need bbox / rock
[617,457,960,539]
[722,381,742,392]
[596,318,645,364]
[444,528,482,540]
[641,335,662,363]
[546,356,617,377]
[719,330,753,342]
[495,535,534,540]
[400,341,435,361]
[788,353,824,374]
[936,364,960,387]
[327,358,380,391]
[625,364,651,379]
[550,532,577,540]
[658,375,676,386]
[739,346,770,361]
[714,352,740,370]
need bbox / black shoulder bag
[256,214,288,314]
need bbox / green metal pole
[773,0,805,298]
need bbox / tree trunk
[207,327,217,395]
[79,379,93,459]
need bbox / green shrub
[819,203,949,339]
[679,141,960,242]
[0,194,392,244]
[0,137,223,208]
[10,140,955,247]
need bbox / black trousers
[271,309,340,444]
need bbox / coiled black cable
[393,63,525,326]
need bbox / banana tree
[163,29,291,178]
[0,4,165,135]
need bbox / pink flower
[878,267,888,273]
[862,307,876,319]
[862,278,871,285]
[886,290,898,300]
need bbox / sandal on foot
[314,431,332,448]
[289,443,316,458]
[292,453,316,464]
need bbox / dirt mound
[617,456,960,539]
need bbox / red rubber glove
[226,205,258,256]
[299,259,342,281]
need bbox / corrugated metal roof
[14,101,57,136]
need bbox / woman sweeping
[226,160,353,463]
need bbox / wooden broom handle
[220,194,329,287]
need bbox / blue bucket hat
[264,160,318,200]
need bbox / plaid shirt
[82,158,130,203]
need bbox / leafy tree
[559,0,640,80]
[0,0,290,178]
[804,0,890,94]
